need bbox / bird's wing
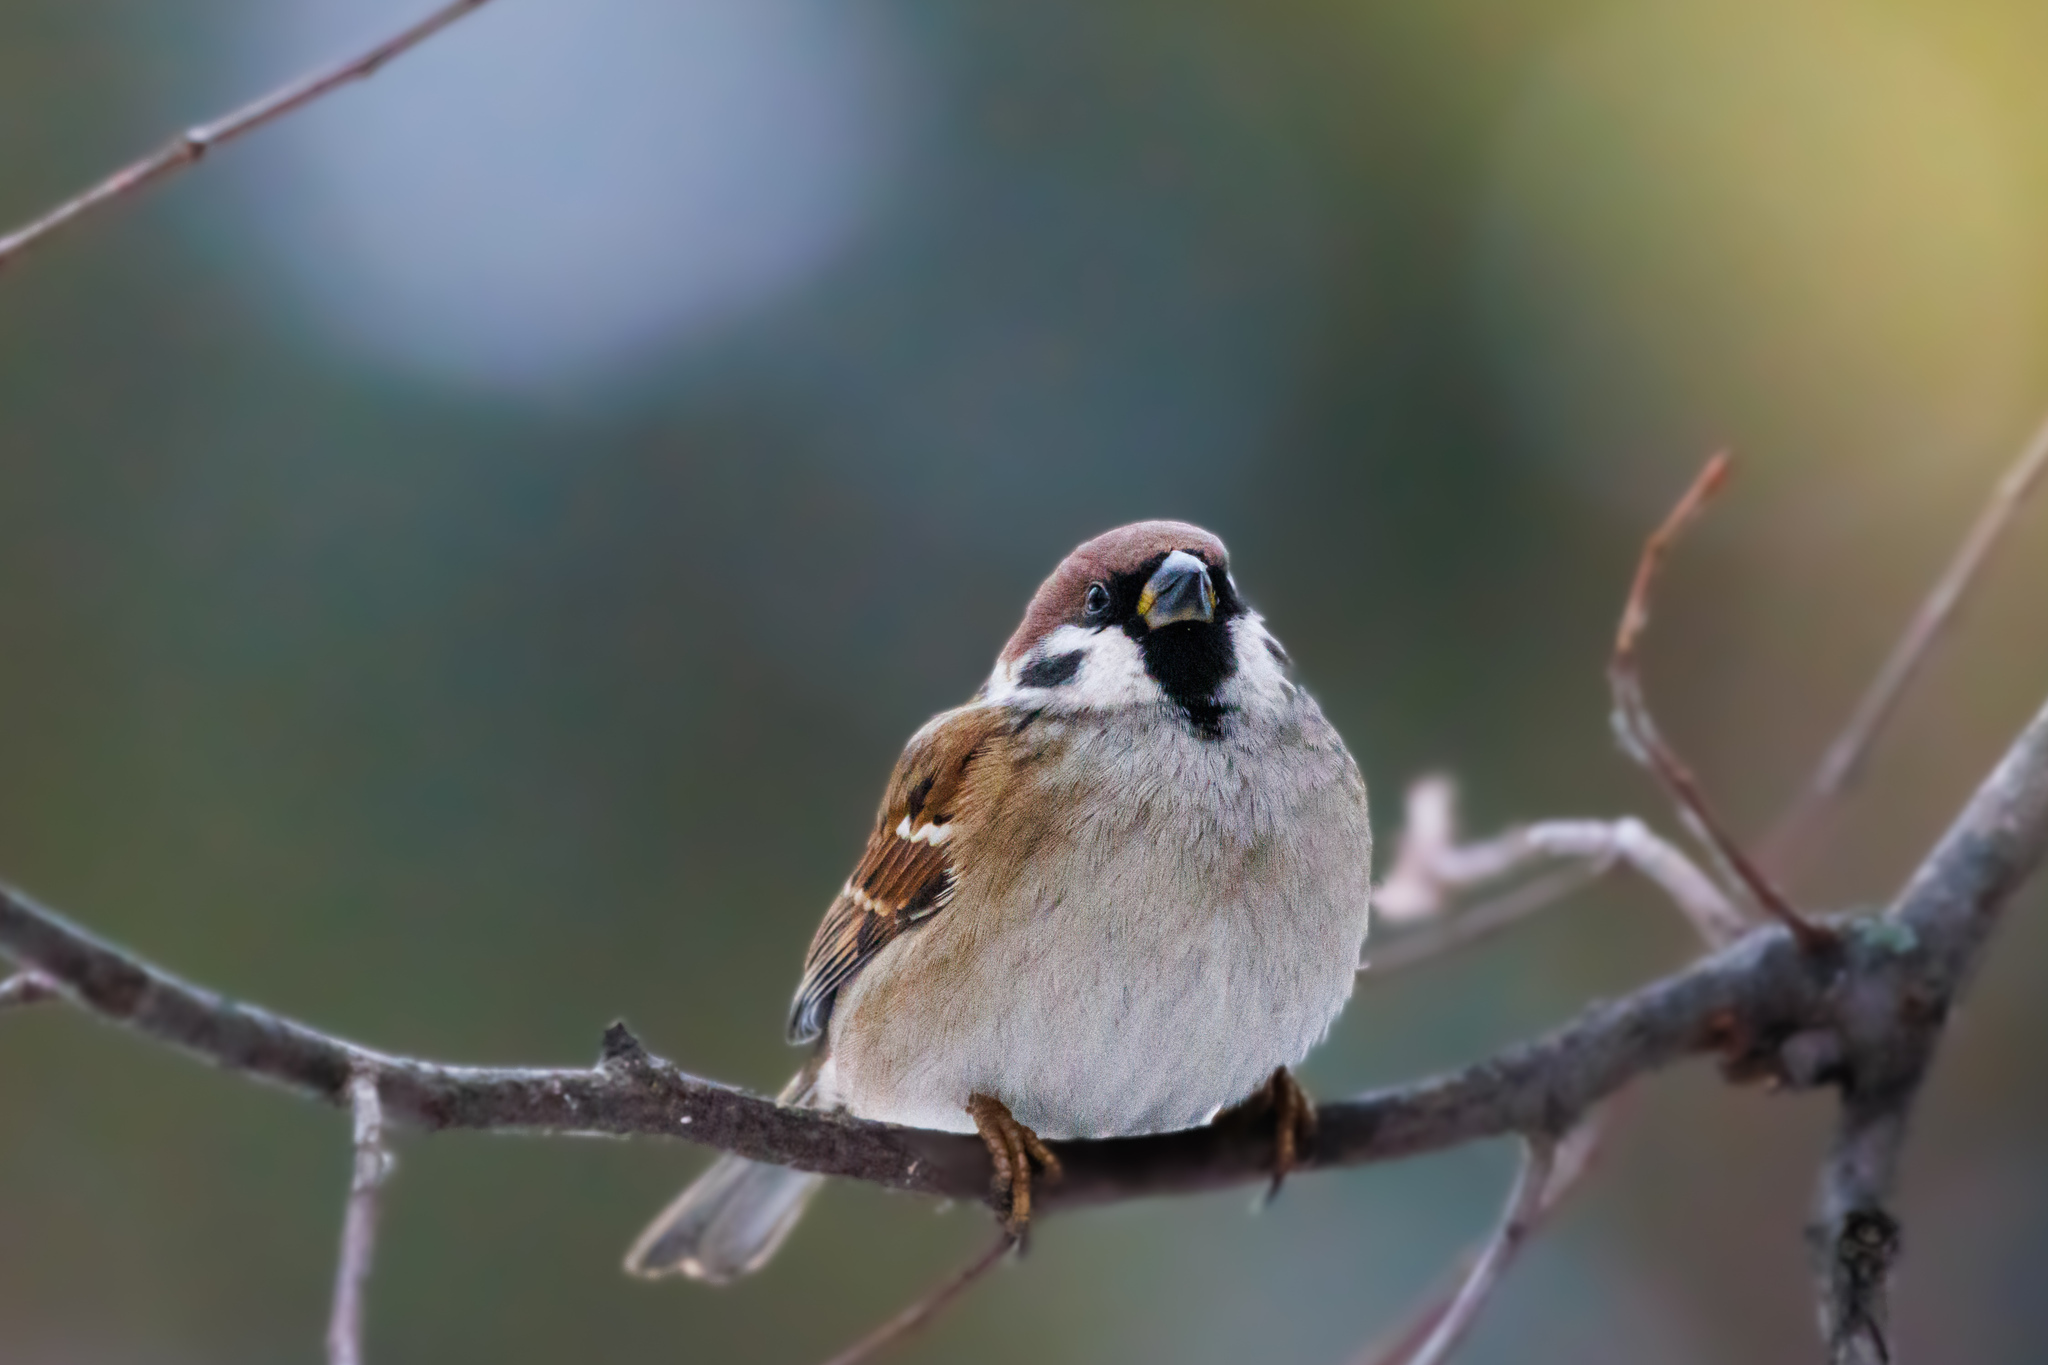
[786,704,1014,1044]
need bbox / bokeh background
[4,0,2048,1361]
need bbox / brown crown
[1000,520,1230,663]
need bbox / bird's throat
[1135,620,1236,736]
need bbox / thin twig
[817,1233,1017,1365]
[1352,1109,1610,1365]
[1765,410,2048,874]
[1374,777,1540,919]
[0,0,500,273]
[0,968,57,1009]
[1367,777,1747,975]
[1392,1136,1557,1365]
[326,1070,394,1365]
[1609,453,1834,952]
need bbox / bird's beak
[1138,550,1216,630]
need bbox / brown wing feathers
[786,708,1008,1043]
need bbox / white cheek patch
[1215,612,1294,710]
[984,624,1162,711]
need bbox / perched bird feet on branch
[967,1092,1062,1238]
[1218,1066,1318,1201]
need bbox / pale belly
[818,713,1372,1138]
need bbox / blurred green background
[5,0,2048,1361]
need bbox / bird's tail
[622,1065,825,1284]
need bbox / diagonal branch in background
[0,0,500,273]
[1764,410,2048,878]
[1387,1135,1558,1365]
[1609,453,1834,952]
[817,1233,1017,1365]
[1352,1111,1609,1365]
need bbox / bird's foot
[965,1092,1062,1238]
[1220,1066,1317,1202]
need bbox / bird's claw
[966,1092,1062,1239]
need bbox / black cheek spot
[1019,649,1084,689]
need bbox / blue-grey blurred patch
[205,0,913,390]
[175,0,1337,696]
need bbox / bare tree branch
[3,682,2044,1216]
[1608,453,1834,951]
[327,1071,395,1365]
[0,876,1783,1206]
[817,1233,1016,1365]
[1764,411,2048,877]
[0,0,500,273]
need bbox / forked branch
[1369,775,1747,973]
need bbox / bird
[624,520,1372,1282]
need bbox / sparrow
[625,520,1372,1282]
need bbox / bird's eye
[1083,582,1110,618]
